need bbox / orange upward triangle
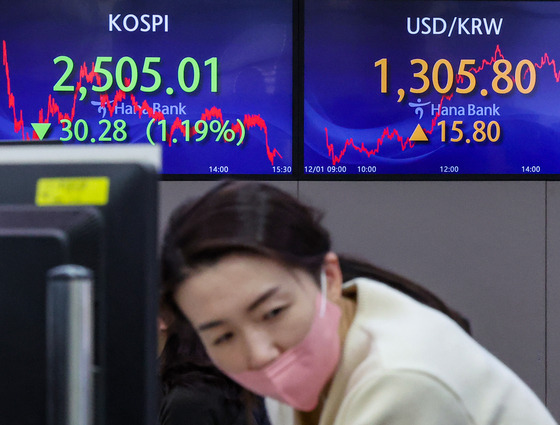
[410,124,428,142]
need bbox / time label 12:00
[53,56,218,94]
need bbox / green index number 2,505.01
[53,55,218,94]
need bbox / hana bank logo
[408,98,431,120]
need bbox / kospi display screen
[1,1,293,177]
[304,1,560,178]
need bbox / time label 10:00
[375,58,536,96]
[53,56,218,94]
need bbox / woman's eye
[213,332,233,346]
[263,307,285,321]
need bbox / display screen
[304,1,560,177]
[1,1,293,177]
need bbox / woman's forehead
[182,256,298,299]
[176,254,316,319]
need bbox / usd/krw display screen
[304,1,560,177]
[1,1,293,177]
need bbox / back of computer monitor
[0,145,161,425]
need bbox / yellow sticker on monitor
[35,177,110,206]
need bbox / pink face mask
[225,277,342,411]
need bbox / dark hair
[160,181,330,301]
[158,310,238,394]
[160,182,470,361]
[159,313,265,424]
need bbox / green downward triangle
[31,123,52,140]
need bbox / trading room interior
[1,1,560,424]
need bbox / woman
[160,181,557,425]
[159,210,270,425]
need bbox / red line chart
[324,44,559,166]
[2,40,282,166]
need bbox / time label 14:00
[53,56,218,94]
[375,58,536,95]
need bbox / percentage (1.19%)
[146,118,246,146]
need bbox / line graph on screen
[2,40,282,166]
[322,44,560,166]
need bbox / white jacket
[266,278,557,425]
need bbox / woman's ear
[158,316,169,333]
[157,316,169,356]
[323,252,343,302]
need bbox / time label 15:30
[375,58,536,96]
[53,56,218,94]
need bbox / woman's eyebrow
[197,319,224,332]
[247,287,280,312]
[197,287,280,332]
